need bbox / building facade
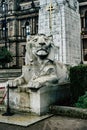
[79,0,87,63]
[0,0,39,67]
[0,0,81,67]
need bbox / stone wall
[64,6,81,65]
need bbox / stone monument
[38,0,81,65]
[6,34,69,115]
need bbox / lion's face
[28,34,52,59]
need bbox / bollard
[2,84,14,116]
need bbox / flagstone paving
[0,114,87,130]
[0,112,53,127]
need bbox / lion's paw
[7,78,23,88]
[7,80,17,87]
[28,80,42,89]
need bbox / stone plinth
[5,82,70,115]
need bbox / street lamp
[1,0,8,48]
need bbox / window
[9,2,13,11]
[22,26,26,37]
[0,29,2,39]
[21,21,30,38]
[1,20,8,38]
[81,17,84,28]
[22,45,26,65]
[85,11,87,28]
[2,27,8,38]
[83,39,87,61]
[1,1,8,13]
[25,21,30,36]
[21,16,38,38]
[31,17,38,34]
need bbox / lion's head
[25,34,55,65]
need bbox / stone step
[0,105,6,112]
[0,99,5,105]
[0,73,21,78]
[0,88,5,97]
[0,77,18,83]
[0,87,5,105]
[0,92,5,98]
[0,69,22,83]
[0,69,22,73]
[0,69,22,103]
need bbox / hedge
[69,65,87,104]
[75,92,87,108]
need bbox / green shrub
[75,92,87,108]
[69,65,87,104]
[0,47,13,67]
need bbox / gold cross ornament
[47,0,54,34]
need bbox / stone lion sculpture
[7,34,68,90]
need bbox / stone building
[0,0,81,67]
[79,0,87,63]
[0,0,39,67]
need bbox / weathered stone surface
[38,0,81,65]
[50,106,87,119]
[6,34,69,115]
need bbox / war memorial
[0,0,85,129]
[4,0,81,115]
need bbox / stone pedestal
[29,83,70,115]
[5,83,70,115]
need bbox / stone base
[5,83,70,115]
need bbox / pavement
[0,112,87,130]
[0,112,53,127]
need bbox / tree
[0,47,13,68]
